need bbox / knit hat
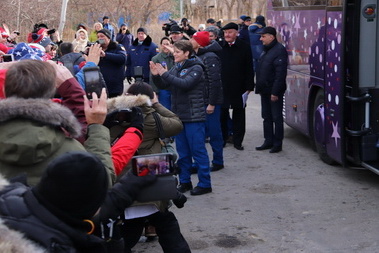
[206,18,216,24]
[221,22,239,31]
[192,31,210,47]
[97,28,111,39]
[33,151,109,221]
[38,36,52,48]
[239,15,247,20]
[243,16,252,22]
[137,27,148,34]
[103,16,109,20]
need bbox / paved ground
[132,93,379,253]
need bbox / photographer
[116,24,134,52]
[180,18,196,37]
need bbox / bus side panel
[267,8,326,136]
[324,10,344,164]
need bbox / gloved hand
[103,110,119,129]
[129,107,144,133]
[99,172,156,223]
[126,76,133,84]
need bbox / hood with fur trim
[75,28,88,41]
[0,98,85,186]
[107,94,152,112]
[0,98,82,137]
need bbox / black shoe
[177,182,193,193]
[269,146,282,153]
[255,143,273,150]
[190,186,212,195]
[234,144,244,150]
[172,192,187,208]
[211,163,224,172]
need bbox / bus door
[354,0,379,172]
[323,5,345,164]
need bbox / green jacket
[107,94,183,211]
[0,98,114,186]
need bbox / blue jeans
[260,94,284,147]
[158,89,171,110]
[205,105,224,165]
[176,122,211,188]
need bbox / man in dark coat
[219,22,255,151]
[125,27,158,84]
[97,28,127,98]
[255,27,288,153]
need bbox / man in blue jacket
[97,28,127,98]
[126,28,158,84]
[255,26,288,153]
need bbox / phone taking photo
[83,67,103,99]
[132,153,175,177]
[2,54,14,62]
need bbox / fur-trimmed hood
[107,94,152,113]
[0,98,86,186]
[0,98,82,138]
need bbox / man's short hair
[59,42,74,56]
[5,60,56,99]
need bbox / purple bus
[266,0,379,173]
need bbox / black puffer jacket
[255,39,288,96]
[0,178,107,253]
[197,41,223,106]
[153,56,206,122]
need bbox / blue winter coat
[98,41,127,95]
[126,36,158,82]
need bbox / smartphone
[83,67,102,99]
[2,54,14,62]
[132,153,175,177]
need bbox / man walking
[255,27,288,153]
[219,22,255,151]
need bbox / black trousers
[221,107,246,147]
[260,94,284,147]
[121,211,191,253]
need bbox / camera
[134,66,144,81]
[2,54,14,62]
[162,19,178,36]
[47,29,56,35]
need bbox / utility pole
[58,0,69,38]
[180,0,183,19]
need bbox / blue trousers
[176,122,211,188]
[158,89,171,110]
[260,94,284,147]
[205,105,224,166]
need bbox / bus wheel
[313,90,335,165]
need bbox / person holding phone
[96,28,127,98]
[116,24,134,52]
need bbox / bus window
[272,0,326,7]
[328,0,343,6]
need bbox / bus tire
[312,90,335,165]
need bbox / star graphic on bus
[331,121,340,147]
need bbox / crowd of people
[0,13,288,253]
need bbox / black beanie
[137,27,148,34]
[97,28,111,39]
[33,151,109,221]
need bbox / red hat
[0,28,9,38]
[192,31,210,47]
